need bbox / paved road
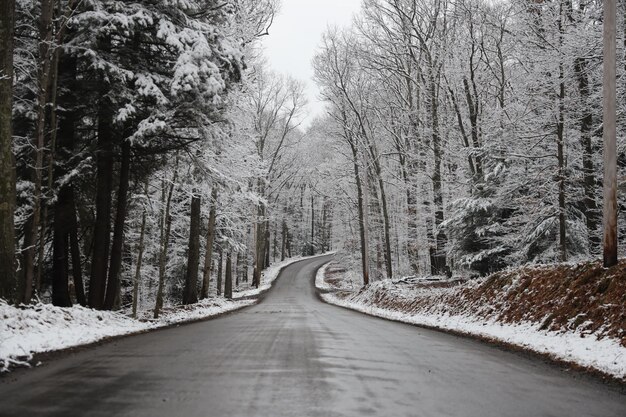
[1,255,624,416]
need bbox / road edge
[1,253,334,377]
[312,263,626,391]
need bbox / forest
[0,0,623,316]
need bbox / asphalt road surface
[1,255,625,416]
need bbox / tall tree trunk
[154,165,177,318]
[51,227,71,307]
[183,194,201,305]
[264,223,270,267]
[252,199,266,288]
[21,0,55,303]
[0,0,17,302]
[428,71,448,275]
[36,43,62,295]
[51,185,72,307]
[89,51,115,309]
[321,200,328,252]
[310,194,315,256]
[463,73,483,180]
[272,221,278,262]
[367,142,393,279]
[51,51,77,307]
[348,136,369,286]
[243,227,249,282]
[224,251,232,299]
[131,210,146,318]
[448,87,477,179]
[280,219,287,261]
[406,80,421,275]
[201,187,218,299]
[69,199,85,306]
[216,248,223,296]
[235,253,240,287]
[103,141,131,310]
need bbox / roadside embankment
[316,260,626,381]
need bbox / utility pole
[603,0,617,267]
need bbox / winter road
[1,255,624,417]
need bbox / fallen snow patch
[0,297,252,372]
[0,253,334,372]
[315,261,332,291]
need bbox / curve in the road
[1,255,624,417]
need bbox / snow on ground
[314,261,333,291]
[0,297,253,372]
[317,265,626,380]
[0,253,332,372]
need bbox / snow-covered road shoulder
[316,261,626,381]
[1,253,333,373]
[0,297,253,372]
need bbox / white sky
[262,0,362,127]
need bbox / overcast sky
[262,0,362,127]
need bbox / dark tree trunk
[89,63,115,310]
[154,173,176,319]
[224,251,232,299]
[51,186,72,307]
[69,203,85,306]
[51,229,71,307]
[264,223,270,267]
[235,253,240,287]
[51,52,79,307]
[132,210,146,317]
[21,0,55,304]
[348,134,369,286]
[201,188,218,299]
[428,71,448,275]
[36,46,61,296]
[216,248,223,296]
[448,87,476,178]
[272,222,278,262]
[368,143,393,279]
[0,0,16,302]
[103,141,131,310]
[280,220,287,261]
[252,204,265,288]
[183,194,201,305]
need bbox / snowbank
[0,297,252,372]
[317,261,626,380]
[314,261,332,291]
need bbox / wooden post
[603,0,618,267]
